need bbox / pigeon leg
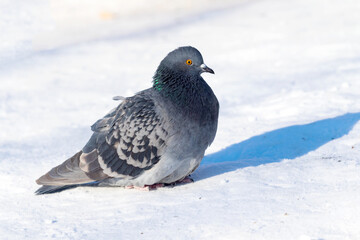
[177,176,194,184]
[164,176,194,187]
[125,183,165,191]
[145,183,165,190]
[125,176,193,191]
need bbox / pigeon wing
[84,91,168,179]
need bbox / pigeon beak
[200,64,215,74]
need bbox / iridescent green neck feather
[153,77,163,91]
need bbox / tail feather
[36,151,94,186]
[35,185,78,195]
[35,182,100,195]
[36,150,109,195]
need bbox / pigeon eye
[186,59,192,65]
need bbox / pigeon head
[157,46,214,76]
[153,46,214,93]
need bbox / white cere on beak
[200,64,207,70]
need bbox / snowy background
[1,0,360,239]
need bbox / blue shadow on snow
[194,112,360,180]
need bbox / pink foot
[146,183,165,190]
[125,176,194,190]
[177,176,194,184]
[125,183,164,191]
[165,176,194,187]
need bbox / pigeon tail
[36,151,94,186]
[35,181,100,195]
[35,185,77,195]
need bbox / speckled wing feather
[87,90,168,179]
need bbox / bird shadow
[193,112,360,181]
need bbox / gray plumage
[36,46,219,194]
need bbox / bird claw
[125,176,194,191]
[125,183,164,191]
[178,176,194,184]
[164,176,194,187]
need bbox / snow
[1,0,360,239]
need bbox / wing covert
[91,92,168,178]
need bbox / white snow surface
[1,0,360,239]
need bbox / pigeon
[35,46,219,194]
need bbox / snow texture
[1,0,360,239]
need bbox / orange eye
[186,59,192,65]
